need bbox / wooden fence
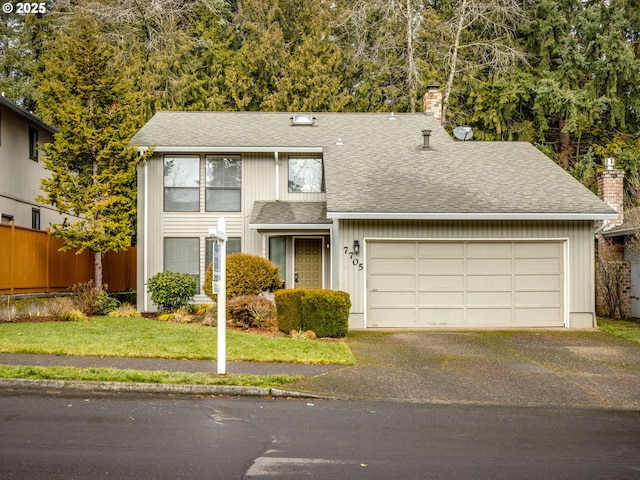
[0,222,136,295]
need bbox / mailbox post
[208,217,227,375]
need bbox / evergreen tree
[35,14,151,289]
[0,5,54,109]
[226,0,350,111]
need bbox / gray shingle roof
[132,111,615,218]
[0,95,57,134]
[250,201,331,226]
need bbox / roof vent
[422,129,432,150]
[291,113,315,126]
[605,157,615,170]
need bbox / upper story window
[206,155,241,211]
[32,208,40,230]
[164,155,200,211]
[288,157,324,193]
[29,127,38,161]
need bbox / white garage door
[367,240,565,328]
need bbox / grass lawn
[597,317,640,344]
[0,316,354,386]
[0,365,301,387]
[0,316,355,364]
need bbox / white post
[209,217,227,375]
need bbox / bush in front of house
[71,280,119,315]
[50,297,89,322]
[227,295,276,329]
[203,253,283,300]
[275,289,350,338]
[146,271,197,311]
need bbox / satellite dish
[453,126,473,141]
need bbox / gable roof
[131,111,616,221]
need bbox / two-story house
[131,93,616,329]
[0,95,62,229]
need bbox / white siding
[0,105,66,229]
[138,150,328,311]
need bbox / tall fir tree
[0,6,55,109]
[226,0,350,111]
[35,14,151,289]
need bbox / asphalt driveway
[291,330,640,409]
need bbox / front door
[294,238,323,289]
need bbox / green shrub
[275,289,350,338]
[227,295,276,329]
[274,289,304,334]
[203,253,282,301]
[71,280,119,315]
[146,271,197,311]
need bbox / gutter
[137,146,323,154]
[249,223,332,230]
[326,212,620,221]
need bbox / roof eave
[326,212,619,221]
[136,146,323,154]
[0,96,57,134]
[249,223,332,230]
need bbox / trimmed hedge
[275,289,350,338]
[146,272,197,311]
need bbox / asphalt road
[1,392,639,479]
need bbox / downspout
[274,152,280,200]
[143,158,149,311]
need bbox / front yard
[0,316,354,386]
[0,316,355,364]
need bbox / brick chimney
[423,85,442,124]
[597,157,624,230]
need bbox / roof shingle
[131,111,615,218]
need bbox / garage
[366,240,566,328]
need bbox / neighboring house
[0,94,61,229]
[595,164,636,318]
[131,91,616,329]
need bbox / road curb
[0,378,327,399]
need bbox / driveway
[291,330,640,409]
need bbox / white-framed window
[288,157,324,193]
[206,155,241,211]
[164,237,200,287]
[164,155,200,211]
[31,208,40,230]
[29,127,38,161]
[269,236,286,282]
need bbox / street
[0,392,639,479]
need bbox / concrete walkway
[1,330,639,409]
